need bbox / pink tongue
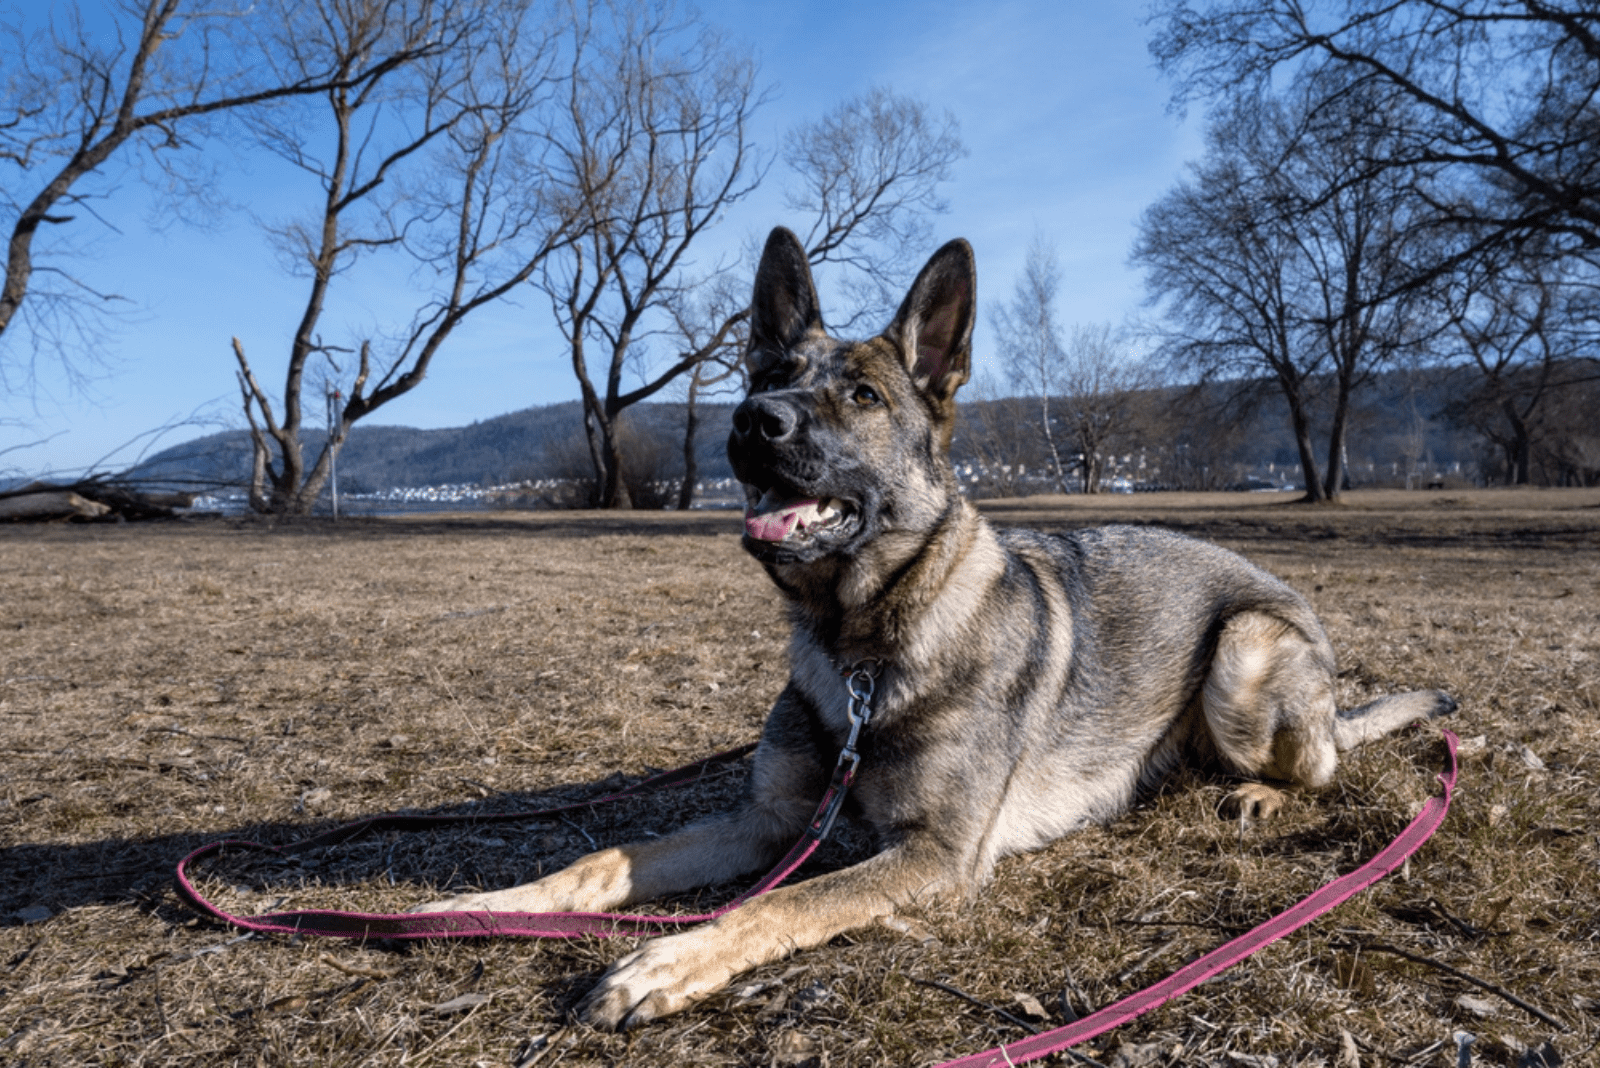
[745,498,818,542]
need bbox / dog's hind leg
[1201,610,1341,820]
[1332,691,1458,750]
[1201,610,1455,820]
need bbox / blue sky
[1,1,1200,477]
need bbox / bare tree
[1150,0,1600,259]
[1057,323,1154,494]
[1441,245,1597,484]
[544,9,966,510]
[537,1,765,509]
[232,0,573,514]
[0,0,439,387]
[1134,88,1435,502]
[992,233,1071,491]
[1148,0,1600,494]
[783,85,965,331]
[1283,88,1441,498]
[992,240,1154,495]
[1131,114,1316,493]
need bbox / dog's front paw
[1220,782,1289,821]
[575,930,732,1030]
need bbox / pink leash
[937,729,1460,1068]
[174,729,1457,1064]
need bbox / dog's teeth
[743,492,846,542]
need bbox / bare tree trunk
[577,393,605,508]
[1037,393,1068,492]
[243,424,271,514]
[1323,379,1353,501]
[677,378,700,510]
[1284,389,1326,503]
[600,420,629,509]
[233,337,301,513]
[578,389,629,510]
[1503,400,1532,485]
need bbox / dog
[414,227,1454,1030]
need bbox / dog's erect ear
[885,239,975,405]
[747,227,823,375]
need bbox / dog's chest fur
[771,510,1151,872]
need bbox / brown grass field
[2,488,1598,1067]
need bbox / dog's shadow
[3,758,875,932]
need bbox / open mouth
[743,488,856,546]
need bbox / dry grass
[2,488,1597,1067]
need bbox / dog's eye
[852,383,882,407]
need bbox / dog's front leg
[412,735,823,916]
[575,839,956,1030]
[410,801,800,916]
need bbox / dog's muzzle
[728,394,858,550]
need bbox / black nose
[731,395,799,444]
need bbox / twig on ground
[142,725,251,745]
[1114,934,1183,984]
[513,1027,569,1068]
[911,977,1108,1067]
[914,976,1040,1034]
[558,814,597,850]
[1335,938,1570,1032]
[318,952,398,980]
[161,932,256,967]
[405,994,493,1068]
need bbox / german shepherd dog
[416,228,1454,1030]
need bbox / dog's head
[727,227,976,568]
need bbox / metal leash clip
[814,662,879,841]
[840,663,877,774]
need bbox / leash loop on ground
[174,745,762,940]
[175,660,885,942]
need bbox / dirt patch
[3,490,1597,1066]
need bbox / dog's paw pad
[1220,783,1289,821]
[574,932,727,1030]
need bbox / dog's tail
[1332,691,1457,752]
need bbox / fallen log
[0,480,197,521]
[0,489,112,521]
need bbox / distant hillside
[125,366,1483,497]
[129,400,740,493]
